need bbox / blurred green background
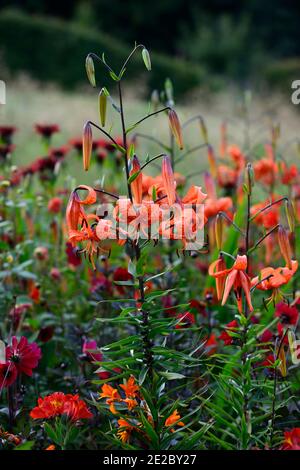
[0,0,300,182]
[0,0,300,96]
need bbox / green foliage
[0,9,207,97]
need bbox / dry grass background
[1,76,299,187]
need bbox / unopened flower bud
[285,199,295,232]
[207,145,216,177]
[99,88,108,127]
[168,109,183,150]
[130,155,143,204]
[82,122,93,171]
[200,117,208,144]
[34,246,49,261]
[162,155,176,206]
[85,55,96,87]
[215,213,224,250]
[142,48,151,71]
[245,162,254,194]
[278,225,292,269]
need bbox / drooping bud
[215,256,226,301]
[245,162,255,195]
[207,144,217,177]
[85,55,96,87]
[285,199,295,232]
[130,155,143,204]
[142,48,151,71]
[168,109,183,150]
[220,122,227,157]
[215,213,224,250]
[277,345,287,377]
[278,225,293,269]
[162,155,176,206]
[82,122,93,171]
[199,117,208,144]
[99,88,108,127]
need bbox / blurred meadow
[2,76,300,190]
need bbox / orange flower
[165,410,184,430]
[209,255,253,313]
[117,418,135,443]
[251,261,298,304]
[30,392,92,421]
[253,146,278,185]
[99,384,121,414]
[217,165,238,189]
[120,376,140,398]
[45,445,56,450]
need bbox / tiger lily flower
[209,255,253,313]
[251,260,298,304]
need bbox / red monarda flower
[113,267,133,294]
[281,428,300,450]
[30,392,92,421]
[6,336,41,376]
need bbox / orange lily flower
[117,418,135,443]
[209,255,253,313]
[251,260,298,303]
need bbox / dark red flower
[66,242,82,267]
[90,273,112,296]
[38,326,55,343]
[219,320,239,346]
[6,336,41,376]
[275,301,298,325]
[113,267,133,294]
[0,126,17,144]
[49,146,69,159]
[0,362,17,388]
[34,124,60,138]
[175,311,195,329]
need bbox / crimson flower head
[6,336,41,376]
[34,124,60,138]
[275,301,299,326]
[49,146,69,159]
[0,362,17,388]
[82,339,103,362]
[113,267,133,294]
